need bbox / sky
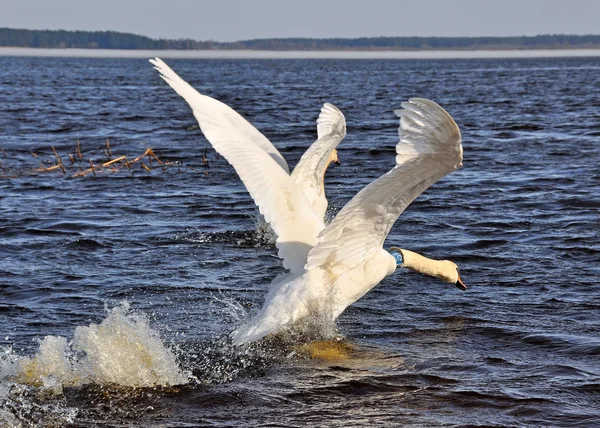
[1,0,599,41]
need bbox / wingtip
[322,102,341,112]
[394,97,462,164]
[150,58,179,85]
[149,57,170,74]
[395,98,458,128]
[317,102,346,139]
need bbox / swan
[149,58,345,222]
[231,98,466,345]
[149,59,466,343]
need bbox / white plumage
[306,98,463,273]
[150,58,465,344]
[150,58,346,271]
[291,103,346,218]
[231,98,464,344]
[150,58,290,173]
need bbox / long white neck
[397,249,458,284]
[320,157,333,196]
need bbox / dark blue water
[1,56,599,427]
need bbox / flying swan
[150,59,466,343]
[150,58,344,224]
[231,98,467,345]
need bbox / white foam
[2,304,189,390]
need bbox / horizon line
[2,26,600,44]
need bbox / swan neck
[399,249,447,279]
[321,149,339,197]
[321,162,330,195]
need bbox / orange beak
[330,149,341,166]
[455,275,467,291]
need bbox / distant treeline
[236,35,600,50]
[0,28,214,49]
[1,28,600,51]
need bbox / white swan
[231,98,466,345]
[150,58,344,223]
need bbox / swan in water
[231,98,467,345]
[150,59,466,343]
[150,58,344,222]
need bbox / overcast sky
[2,0,599,41]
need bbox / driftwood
[1,139,209,178]
[30,140,178,177]
[71,146,167,178]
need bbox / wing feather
[150,58,289,173]
[290,103,346,218]
[316,103,347,139]
[151,58,323,272]
[305,98,462,273]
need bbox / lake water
[0,56,599,426]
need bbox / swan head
[329,149,341,166]
[389,247,466,291]
[437,261,467,291]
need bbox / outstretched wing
[151,58,323,272]
[290,103,346,218]
[150,58,289,173]
[305,98,462,273]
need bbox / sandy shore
[1,47,600,59]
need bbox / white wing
[290,103,346,218]
[150,58,289,173]
[151,58,323,272]
[305,98,462,273]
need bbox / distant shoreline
[2,47,600,59]
[2,27,600,52]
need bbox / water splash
[169,224,276,248]
[252,212,277,246]
[0,299,353,426]
[3,304,189,391]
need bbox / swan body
[150,58,345,225]
[232,98,466,345]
